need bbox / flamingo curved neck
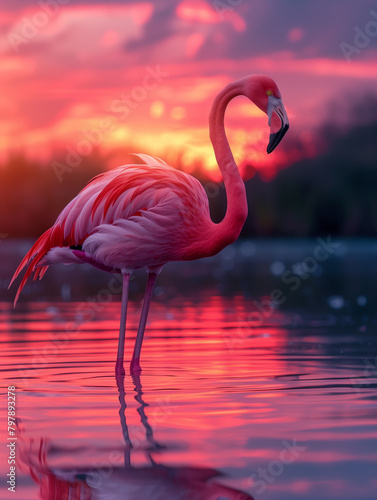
[208,79,248,254]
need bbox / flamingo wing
[10,155,210,304]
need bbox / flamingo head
[245,75,289,154]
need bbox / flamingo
[10,74,289,374]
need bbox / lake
[1,239,376,499]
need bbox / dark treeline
[242,116,377,237]
[1,114,376,239]
[0,150,105,238]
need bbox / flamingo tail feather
[9,228,53,307]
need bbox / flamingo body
[11,155,216,301]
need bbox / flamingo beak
[266,95,289,154]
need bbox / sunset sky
[0,0,377,179]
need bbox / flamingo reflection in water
[17,374,254,500]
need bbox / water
[1,240,377,499]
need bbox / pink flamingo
[10,75,289,374]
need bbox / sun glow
[1,1,374,180]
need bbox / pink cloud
[288,27,304,43]
[176,0,245,32]
[176,0,220,24]
[1,2,376,177]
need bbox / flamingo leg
[116,271,131,376]
[130,272,157,374]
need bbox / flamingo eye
[266,89,273,96]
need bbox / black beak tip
[267,123,289,154]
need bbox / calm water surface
[1,240,377,499]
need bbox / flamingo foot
[130,357,142,375]
[115,358,125,378]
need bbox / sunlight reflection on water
[1,294,377,500]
